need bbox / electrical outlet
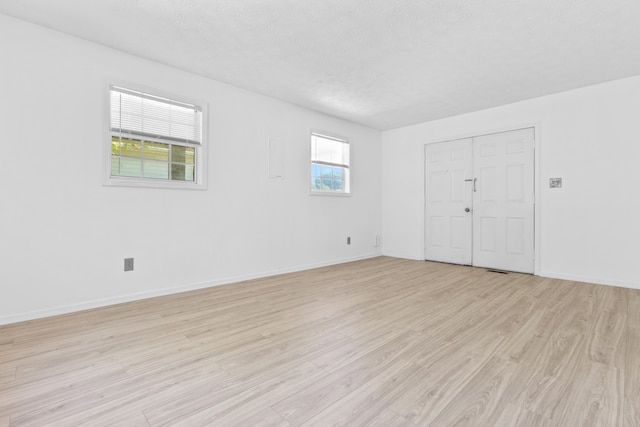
[124,257,134,272]
[347,237,351,245]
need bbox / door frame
[422,123,541,275]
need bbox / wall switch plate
[549,178,562,188]
[124,257,134,272]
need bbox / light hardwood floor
[1,257,638,426]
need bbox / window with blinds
[108,85,206,188]
[310,132,350,194]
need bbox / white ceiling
[2,0,640,130]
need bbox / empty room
[1,1,639,426]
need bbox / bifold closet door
[424,139,473,265]
[472,128,535,273]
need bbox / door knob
[465,207,471,212]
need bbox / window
[310,132,350,194]
[107,84,206,189]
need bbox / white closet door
[424,139,473,265]
[472,128,535,273]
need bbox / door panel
[506,217,525,254]
[472,128,535,273]
[506,165,524,201]
[424,139,473,265]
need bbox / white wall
[0,15,382,324]
[382,75,640,289]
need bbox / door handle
[465,178,477,192]
[465,207,471,213]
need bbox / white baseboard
[537,270,639,290]
[381,251,424,261]
[0,253,381,326]
[8,255,632,326]
[376,258,640,291]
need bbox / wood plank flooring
[0,257,638,426]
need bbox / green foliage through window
[111,136,195,181]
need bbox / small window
[107,85,206,189]
[310,132,350,194]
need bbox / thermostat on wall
[549,178,562,188]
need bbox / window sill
[104,177,207,190]
[309,191,351,197]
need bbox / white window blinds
[110,86,202,145]
[311,133,349,168]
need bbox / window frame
[104,81,208,190]
[309,130,351,196]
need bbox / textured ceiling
[2,0,640,130]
